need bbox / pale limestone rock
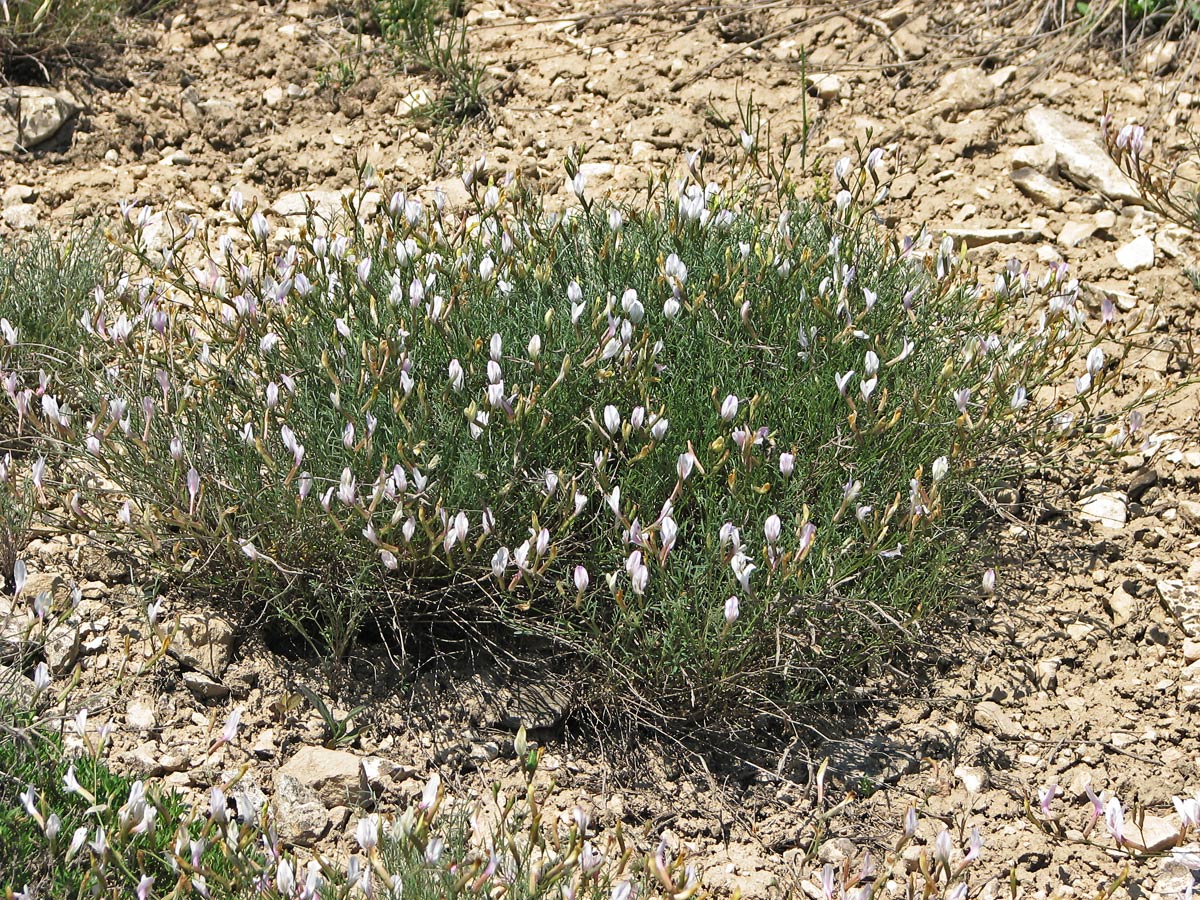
[168,612,236,676]
[1058,220,1096,248]
[1024,107,1140,203]
[272,772,329,846]
[1011,167,1067,210]
[1116,235,1155,273]
[278,746,367,808]
[1,87,79,153]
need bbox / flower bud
[779,452,795,477]
[720,394,739,421]
[724,595,740,624]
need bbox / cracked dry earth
[5,0,1200,897]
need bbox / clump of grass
[0,226,112,354]
[1047,0,1200,54]
[0,227,112,572]
[0,0,125,78]
[0,702,194,898]
[11,124,1129,728]
[374,0,487,122]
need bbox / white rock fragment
[1024,107,1141,204]
[1,86,79,153]
[1125,814,1182,853]
[933,67,995,114]
[396,88,431,116]
[973,701,1022,739]
[125,698,158,731]
[1057,220,1095,248]
[1107,587,1137,626]
[1159,580,1200,639]
[277,746,368,808]
[1011,167,1067,210]
[954,765,988,793]
[1179,499,1200,528]
[1010,143,1057,174]
[1078,490,1128,530]
[1116,235,1155,272]
[806,73,843,101]
[1,204,39,230]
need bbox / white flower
[660,516,678,554]
[276,859,295,897]
[630,564,649,596]
[603,405,621,435]
[724,596,740,624]
[250,211,269,241]
[355,815,379,853]
[981,568,996,596]
[607,485,621,517]
[730,551,756,592]
[779,452,795,477]
[420,773,441,810]
[720,394,739,421]
[491,547,509,579]
[763,515,781,545]
[931,456,949,483]
[33,662,50,693]
[664,253,688,285]
[677,452,695,481]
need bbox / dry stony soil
[5,1,1200,897]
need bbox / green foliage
[374,0,487,122]
[0,705,187,898]
[16,140,1119,728]
[1072,0,1200,34]
[0,0,126,76]
[0,225,110,356]
[0,226,111,574]
[296,683,368,748]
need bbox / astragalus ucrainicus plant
[11,141,1124,720]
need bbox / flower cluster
[2,143,1119,718]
